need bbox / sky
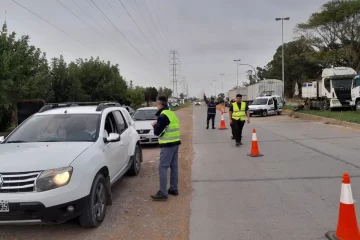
[0,0,329,98]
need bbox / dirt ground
[0,106,194,240]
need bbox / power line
[115,0,167,68]
[149,0,174,49]
[132,0,166,56]
[143,0,168,51]
[11,0,99,54]
[89,0,145,58]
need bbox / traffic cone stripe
[218,112,228,130]
[340,183,354,204]
[252,132,257,141]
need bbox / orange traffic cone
[247,129,263,157]
[218,111,228,130]
[326,173,360,240]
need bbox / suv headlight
[35,167,73,192]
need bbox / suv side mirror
[0,136,4,143]
[105,133,121,143]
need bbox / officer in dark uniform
[203,93,222,129]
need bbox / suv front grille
[0,171,41,193]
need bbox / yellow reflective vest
[158,110,180,145]
[231,102,246,121]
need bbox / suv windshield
[132,109,158,121]
[251,98,268,105]
[5,114,100,143]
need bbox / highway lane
[190,106,360,240]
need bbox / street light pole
[233,59,241,88]
[220,73,225,95]
[275,17,290,99]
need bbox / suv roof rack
[95,102,121,111]
[38,103,79,113]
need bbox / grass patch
[283,105,294,110]
[298,110,360,124]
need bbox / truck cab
[248,95,283,117]
[351,75,360,111]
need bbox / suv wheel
[127,144,142,176]
[79,173,107,228]
[261,110,268,117]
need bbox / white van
[248,95,283,117]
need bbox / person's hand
[151,121,157,127]
[230,119,233,125]
[247,119,250,124]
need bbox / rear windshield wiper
[6,140,27,143]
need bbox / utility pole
[275,17,290,99]
[233,59,241,88]
[169,50,180,97]
[220,73,225,95]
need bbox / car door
[113,110,131,169]
[267,98,275,115]
[102,112,126,182]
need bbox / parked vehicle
[122,105,135,116]
[227,79,284,105]
[0,102,142,228]
[194,101,201,106]
[301,67,357,110]
[132,107,159,144]
[351,75,360,111]
[248,95,283,117]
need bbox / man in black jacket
[203,93,222,129]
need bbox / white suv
[0,102,142,228]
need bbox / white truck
[301,67,357,110]
[351,75,360,111]
[228,88,248,101]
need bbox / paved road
[190,106,360,240]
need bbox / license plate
[0,201,9,212]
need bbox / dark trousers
[231,119,245,142]
[206,114,215,127]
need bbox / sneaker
[206,126,209,129]
[168,188,179,196]
[212,126,216,129]
[151,191,168,201]
[236,141,241,147]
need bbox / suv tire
[127,144,142,176]
[261,110,268,117]
[79,173,108,228]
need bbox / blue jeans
[159,145,179,196]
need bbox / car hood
[0,142,94,172]
[134,120,154,130]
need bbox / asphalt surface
[190,106,360,240]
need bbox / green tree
[296,0,360,69]
[264,38,322,97]
[162,87,172,98]
[0,23,52,130]
[75,57,128,102]
[126,86,144,109]
[179,93,184,99]
[144,87,158,107]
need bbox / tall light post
[220,73,225,95]
[275,17,290,99]
[233,59,241,88]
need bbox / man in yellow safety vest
[229,94,250,147]
[151,96,181,201]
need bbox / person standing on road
[203,93,222,129]
[151,96,181,201]
[229,94,250,147]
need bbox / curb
[290,112,360,130]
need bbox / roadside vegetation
[0,23,196,132]
[297,109,360,124]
